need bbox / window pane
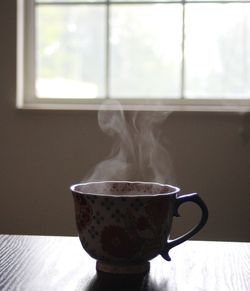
[114,0,180,2]
[187,0,249,2]
[185,3,250,99]
[36,6,106,98]
[36,0,179,2]
[110,4,182,98]
[36,0,104,3]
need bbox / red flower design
[101,225,140,258]
[136,216,150,231]
[75,197,93,231]
[146,197,170,225]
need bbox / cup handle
[161,193,208,261]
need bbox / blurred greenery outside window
[17,0,250,111]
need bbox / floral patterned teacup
[71,181,208,274]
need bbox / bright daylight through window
[17,0,250,110]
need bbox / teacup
[71,181,208,274]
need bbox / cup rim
[70,180,180,197]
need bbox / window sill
[16,98,250,113]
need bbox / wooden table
[0,235,249,291]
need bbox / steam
[84,101,174,184]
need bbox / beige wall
[0,1,249,241]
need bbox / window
[17,0,250,111]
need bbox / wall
[0,0,249,241]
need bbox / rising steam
[84,101,174,184]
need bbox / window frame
[17,0,250,112]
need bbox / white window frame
[17,0,250,112]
